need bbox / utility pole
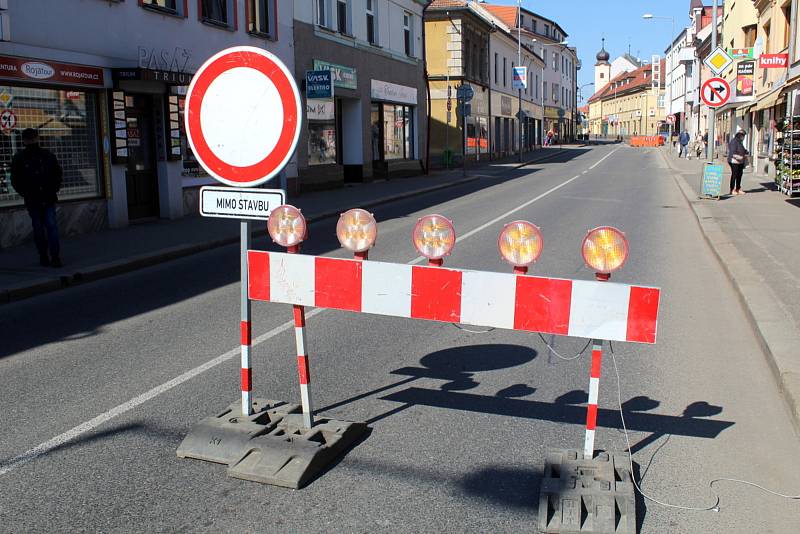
[517,0,523,162]
[707,0,718,160]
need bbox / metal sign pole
[240,221,253,416]
[462,94,467,177]
[707,0,718,160]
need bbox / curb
[661,149,800,432]
[2,149,566,305]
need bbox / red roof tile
[587,60,665,103]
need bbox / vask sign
[306,70,333,99]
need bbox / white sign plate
[200,186,286,220]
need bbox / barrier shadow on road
[0,150,592,360]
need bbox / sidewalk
[660,148,800,429]
[0,147,567,304]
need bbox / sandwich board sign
[185,46,302,188]
[701,163,723,199]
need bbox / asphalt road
[1,145,799,533]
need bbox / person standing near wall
[10,129,63,267]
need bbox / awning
[752,86,786,112]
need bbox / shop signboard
[701,163,723,198]
[729,48,754,59]
[501,96,513,116]
[371,80,417,105]
[313,59,357,90]
[736,61,754,97]
[306,70,333,99]
[759,54,789,69]
[0,55,105,87]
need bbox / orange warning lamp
[581,226,628,276]
[412,214,456,260]
[336,208,378,253]
[498,221,543,267]
[267,204,307,248]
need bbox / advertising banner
[736,61,754,97]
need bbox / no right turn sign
[700,77,731,108]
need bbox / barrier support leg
[293,304,313,428]
[583,339,603,459]
[240,221,252,416]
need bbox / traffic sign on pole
[0,109,15,131]
[185,46,302,187]
[456,84,474,101]
[700,77,731,108]
[704,47,733,75]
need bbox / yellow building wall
[754,0,792,95]
[589,89,665,136]
[425,20,454,77]
[721,0,759,89]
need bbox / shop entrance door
[125,95,159,220]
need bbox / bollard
[583,339,604,459]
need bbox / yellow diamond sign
[704,47,733,75]
[0,92,11,107]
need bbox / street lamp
[533,38,568,147]
[643,13,675,140]
[578,82,594,139]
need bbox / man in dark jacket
[678,130,690,158]
[10,129,63,267]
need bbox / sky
[488,0,696,104]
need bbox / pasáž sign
[200,186,285,220]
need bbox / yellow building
[588,61,665,137]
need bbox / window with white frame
[494,53,498,84]
[337,0,350,35]
[535,74,539,99]
[201,0,235,29]
[316,0,328,27]
[142,0,184,16]
[404,12,413,56]
[248,0,273,36]
[366,0,377,45]
[553,52,558,71]
[503,57,507,86]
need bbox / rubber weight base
[538,449,636,534]
[177,399,300,465]
[227,414,368,489]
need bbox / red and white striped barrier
[247,251,660,344]
[584,341,603,457]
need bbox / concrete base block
[227,414,368,489]
[538,449,636,534]
[177,399,300,465]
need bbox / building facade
[293,0,427,191]
[0,0,295,249]
[588,61,666,137]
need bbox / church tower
[595,38,611,90]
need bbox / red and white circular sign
[700,77,731,108]
[0,109,16,132]
[185,46,302,187]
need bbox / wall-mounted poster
[736,61,754,97]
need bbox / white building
[0,0,295,249]
[482,4,579,141]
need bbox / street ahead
[1,145,799,533]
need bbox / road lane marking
[0,146,620,477]
[589,146,621,170]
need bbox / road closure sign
[185,46,302,187]
[200,186,285,220]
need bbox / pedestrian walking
[692,132,704,160]
[10,128,63,267]
[727,130,749,196]
[678,130,690,158]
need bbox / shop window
[382,104,413,160]
[141,0,185,16]
[0,86,102,207]
[366,0,377,45]
[247,0,273,37]
[200,0,236,30]
[404,12,413,56]
[307,99,336,166]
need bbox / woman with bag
[727,130,749,195]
